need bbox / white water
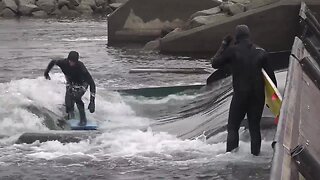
[0,74,273,167]
[0,73,150,136]
[11,128,273,166]
[0,18,273,179]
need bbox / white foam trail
[123,93,200,105]
[0,73,151,135]
[23,128,273,165]
[0,75,66,136]
[61,37,108,42]
[89,91,151,130]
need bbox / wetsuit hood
[235,25,250,42]
[67,51,79,62]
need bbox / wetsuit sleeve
[81,64,96,99]
[211,47,232,69]
[262,52,277,87]
[44,59,63,75]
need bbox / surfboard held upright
[262,69,282,119]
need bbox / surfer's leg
[75,98,86,126]
[226,93,248,152]
[65,86,75,119]
[247,94,264,156]
[74,85,88,126]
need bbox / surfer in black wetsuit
[211,25,277,156]
[44,51,96,126]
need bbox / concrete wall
[270,36,320,180]
[270,3,320,177]
[159,0,320,55]
[107,0,220,45]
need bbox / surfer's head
[235,24,250,41]
[67,51,79,66]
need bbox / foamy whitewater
[0,18,274,179]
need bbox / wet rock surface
[0,0,128,18]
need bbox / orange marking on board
[274,116,279,125]
[271,93,278,101]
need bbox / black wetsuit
[44,59,96,121]
[211,39,277,155]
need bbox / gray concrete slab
[159,0,320,55]
[107,0,220,44]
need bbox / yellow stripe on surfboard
[262,69,282,117]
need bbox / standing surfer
[44,51,96,126]
[211,25,277,155]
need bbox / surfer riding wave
[44,51,96,126]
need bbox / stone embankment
[186,0,278,29]
[105,0,280,48]
[0,0,127,18]
[144,0,279,50]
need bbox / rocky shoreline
[0,0,127,18]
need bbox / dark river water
[0,18,273,180]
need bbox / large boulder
[57,0,69,8]
[144,39,160,51]
[60,5,80,16]
[81,0,96,9]
[1,7,16,17]
[123,9,184,30]
[51,8,62,15]
[64,0,79,10]
[109,2,121,10]
[19,3,39,15]
[76,4,92,14]
[18,0,36,5]
[110,0,128,3]
[76,0,96,14]
[190,7,221,20]
[220,0,279,14]
[246,0,279,9]
[93,4,112,15]
[220,2,246,15]
[228,3,246,15]
[36,0,56,13]
[1,0,18,12]
[95,0,107,7]
[187,13,229,29]
[32,9,47,17]
[230,0,250,4]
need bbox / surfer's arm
[44,60,59,79]
[87,73,96,100]
[44,60,56,75]
[262,53,277,87]
[81,64,96,113]
[81,63,96,100]
[211,36,233,68]
[211,48,232,69]
[44,59,64,74]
